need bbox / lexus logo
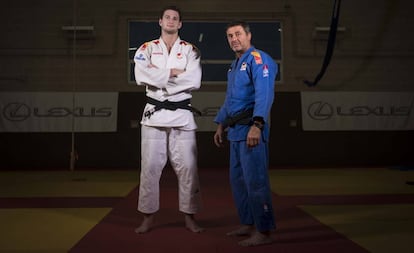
[3,103,31,121]
[307,101,334,120]
[2,102,113,122]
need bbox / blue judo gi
[214,46,277,232]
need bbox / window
[128,21,282,85]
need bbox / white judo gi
[134,37,202,214]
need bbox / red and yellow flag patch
[251,51,263,64]
[139,42,151,51]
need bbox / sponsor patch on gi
[240,62,247,71]
[177,53,183,59]
[134,53,146,61]
[263,64,269,77]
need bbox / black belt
[144,97,201,118]
[222,108,253,128]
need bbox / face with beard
[226,25,252,56]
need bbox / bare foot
[238,231,274,247]
[135,213,154,234]
[185,214,204,233]
[226,225,254,236]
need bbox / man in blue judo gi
[214,20,278,247]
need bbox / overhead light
[314,26,346,32]
[61,26,95,40]
[313,26,347,40]
[61,26,94,31]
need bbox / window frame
[128,20,283,86]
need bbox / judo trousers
[138,125,201,214]
[229,141,276,232]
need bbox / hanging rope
[304,0,342,87]
[70,0,78,171]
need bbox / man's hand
[170,68,185,77]
[214,124,225,148]
[246,125,261,148]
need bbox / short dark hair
[160,6,182,21]
[226,20,250,34]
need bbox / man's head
[159,6,182,34]
[226,20,252,55]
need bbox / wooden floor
[1,166,414,253]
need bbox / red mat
[69,168,369,253]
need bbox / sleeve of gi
[252,52,278,123]
[214,98,229,125]
[134,42,169,88]
[165,45,202,95]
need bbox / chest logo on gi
[240,62,247,71]
[177,53,183,59]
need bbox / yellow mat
[1,168,413,252]
[269,168,414,252]
[301,204,414,253]
[0,171,138,252]
[269,167,414,195]
[0,208,111,253]
[0,170,138,197]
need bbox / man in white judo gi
[133,5,203,233]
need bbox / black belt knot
[145,97,201,118]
